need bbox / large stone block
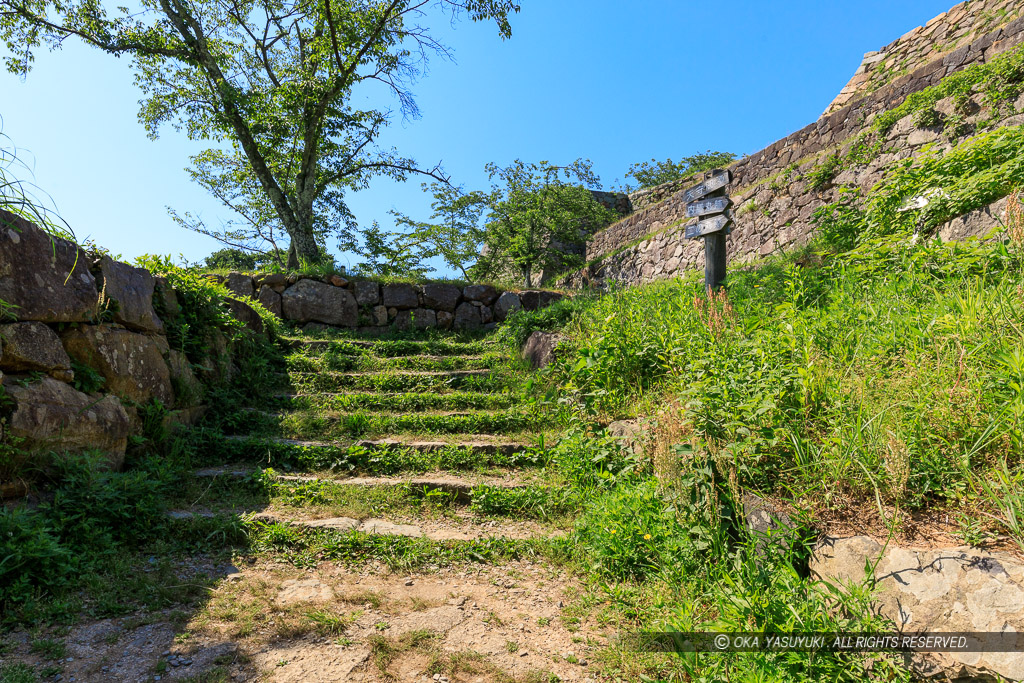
[281,278,358,326]
[493,292,522,322]
[0,209,98,323]
[257,286,283,318]
[420,283,461,312]
[0,322,73,382]
[226,297,265,335]
[811,536,1024,682]
[4,376,130,469]
[521,331,563,369]
[99,256,164,333]
[61,325,174,406]
[463,284,499,305]
[453,302,481,331]
[353,280,380,306]
[154,276,181,320]
[166,349,204,408]
[382,283,419,310]
[225,272,255,299]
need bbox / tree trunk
[287,226,321,268]
[522,266,532,288]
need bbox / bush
[574,480,688,581]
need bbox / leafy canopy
[0,0,520,266]
[476,158,615,287]
[625,151,736,191]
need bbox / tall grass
[550,236,1024,519]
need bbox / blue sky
[0,0,956,273]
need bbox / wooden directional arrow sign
[683,170,732,203]
[685,215,732,240]
[686,195,732,218]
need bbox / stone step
[168,508,558,542]
[201,434,543,472]
[233,405,543,433]
[270,390,521,413]
[282,369,514,393]
[284,353,500,374]
[193,465,526,503]
[283,337,495,357]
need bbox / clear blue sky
[0,0,956,274]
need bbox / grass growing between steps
[275,390,521,413]
[191,431,548,475]
[284,351,504,373]
[283,337,495,357]
[285,369,520,393]
[227,407,550,439]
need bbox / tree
[476,159,615,287]
[0,0,520,267]
[625,151,736,191]
[388,182,489,279]
[202,246,288,270]
[347,220,432,278]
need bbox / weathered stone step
[196,433,543,474]
[283,369,515,393]
[271,390,520,413]
[284,353,500,374]
[194,465,525,503]
[254,509,557,541]
[230,405,545,440]
[283,337,495,357]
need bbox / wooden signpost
[683,169,732,291]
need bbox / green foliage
[203,247,281,272]
[358,183,490,280]
[469,484,556,518]
[806,153,843,191]
[493,295,590,349]
[874,43,1024,135]
[0,452,174,617]
[70,359,105,394]
[1,0,521,266]
[624,151,736,191]
[574,480,686,581]
[549,236,1024,517]
[232,405,546,439]
[475,159,616,287]
[194,431,545,475]
[865,126,1024,238]
[812,126,1024,249]
[912,106,943,129]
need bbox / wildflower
[609,529,617,535]
[644,533,652,540]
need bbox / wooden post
[683,169,732,292]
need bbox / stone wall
[0,209,227,472]
[568,10,1024,289]
[216,271,563,334]
[825,0,1024,115]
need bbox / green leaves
[624,151,736,192]
[478,158,616,287]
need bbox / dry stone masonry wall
[216,272,563,334]
[567,8,1024,289]
[0,209,210,471]
[825,0,1024,115]
[0,208,566,475]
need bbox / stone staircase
[154,328,593,681]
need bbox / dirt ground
[3,559,606,683]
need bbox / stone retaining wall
[215,272,563,334]
[568,10,1024,288]
[825,0,1024,115]
[0,209,567,473]
[0,209,220,472]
